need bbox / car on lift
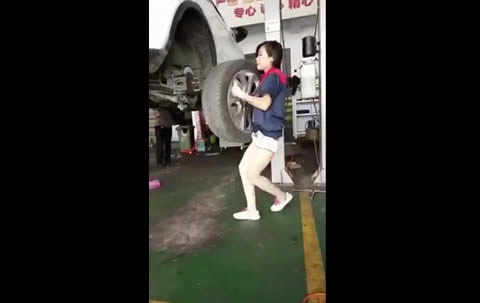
[149,0,259,143]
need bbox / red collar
[260,68,286,85]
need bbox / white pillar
[264,0,294,185]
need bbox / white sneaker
[233,209,261,221]
[270,192,293,212]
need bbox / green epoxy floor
[149,142,325,303]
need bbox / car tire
[202,59,259,143]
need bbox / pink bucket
[149,179,161,190]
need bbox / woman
[230,40,293,221]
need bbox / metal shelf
[292,94,321,139]
[296,113,318,117]
[296,99,320,104]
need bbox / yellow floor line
[299,191,326,302]
[149,300,172,303]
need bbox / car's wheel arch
[150,2,217,74]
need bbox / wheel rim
[227,70,259,134]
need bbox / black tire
[202,59,259,143]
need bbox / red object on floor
[183,147,197,155]
[182,142,197,155]
[149,179,161,190]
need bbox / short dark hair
[256,40,283,69]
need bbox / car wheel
[202,59,259,143]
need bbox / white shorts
[251,131,279,153]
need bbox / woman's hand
[232,80,272,111]
[231,80,246,100]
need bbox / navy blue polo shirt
[252,73,288,139]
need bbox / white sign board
[265,19,280,32]
[214,0,317,28]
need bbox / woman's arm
[244,94,272,111]
[231,80,272,111]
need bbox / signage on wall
[214,0,317,28]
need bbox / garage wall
[237,15,317,76]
